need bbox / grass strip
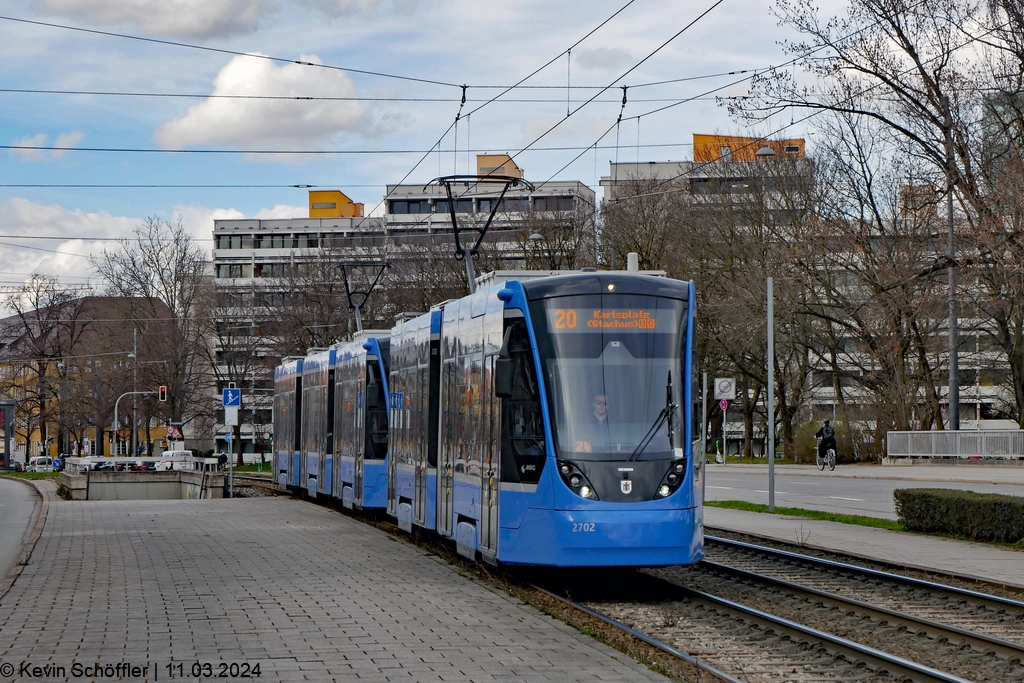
[1,472,61,480]
[705,499,904,531]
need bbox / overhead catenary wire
[0,140,710,156]
[500,0,726,176]
[0,234,215,241]
[0,14,462,88]
[0,87,747,102]
[356,0,643,222]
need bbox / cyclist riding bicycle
[815,419,837,469]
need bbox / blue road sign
[222,388,241,407]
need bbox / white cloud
[34,0,278,39]
[255,204,308,219]
[298,0,378,16]
[0,198,139,283]
[154,54,375,153]
[519,115,612,147]
[52,131,86,158]
[8,131,85,162]
[0,199,313,290]
[574,47,634,72]
[9,134,48,162]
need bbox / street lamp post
[943,94,959,431]
[128,328,137,457]
[527,232,544,269]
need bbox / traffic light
[158,385,168,402]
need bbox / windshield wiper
[628,372,678,462]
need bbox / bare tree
[793,113,951,447]
[735,0,1024,427]
[513,203,598,271]
[91,217,211,436]
[0,277,94,457]
[601,177,680,270]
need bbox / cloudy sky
[0,0,842,287]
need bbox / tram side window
[499,319,545,484]
[365,360,389,459]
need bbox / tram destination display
[547,307,677,332]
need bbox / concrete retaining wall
[59,471,226,500]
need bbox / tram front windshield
[530,293,686,463]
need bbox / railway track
[535,570,971,682]
[230,475,280,495]
[702,536,1024,649]
[523,536,1024,682]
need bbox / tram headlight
[655,457,687,499]
[557,460,600,500]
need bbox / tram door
[438,359,456,538]
[414,365,427,525]
[354,375,365,506]
[480,353,500,560]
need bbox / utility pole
[131,328,138,457]
[767,277,775,513]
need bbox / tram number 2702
[572,523,596,532]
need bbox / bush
[894,488,1024,543]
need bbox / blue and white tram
[276,272,702,567]
[385,272,702,567]
[273,358,303,489]
[332,337,391,509]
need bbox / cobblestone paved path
[0,496,662,682]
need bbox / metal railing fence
[886,430,1024,459]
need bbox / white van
[28,456,53,472]
[156,451,196,471]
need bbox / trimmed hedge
[894,488,1024,543]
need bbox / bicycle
[815,439,836,471]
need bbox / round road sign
[719,399,729,411]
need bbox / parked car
[13,461,24,472]
[28,456,53,472]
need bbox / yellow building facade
[693,134,805,162]
[475,154,524,178]
[308,190,364,218]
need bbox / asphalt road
[705,466,1024,519]
[0,477,39,582]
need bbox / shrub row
[894,488,1024,543]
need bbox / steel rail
[231,475,279,489]
[678,585,973,683]
[531,585,744,683]
[706,535,1024,611]
[701,559,1024,662]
